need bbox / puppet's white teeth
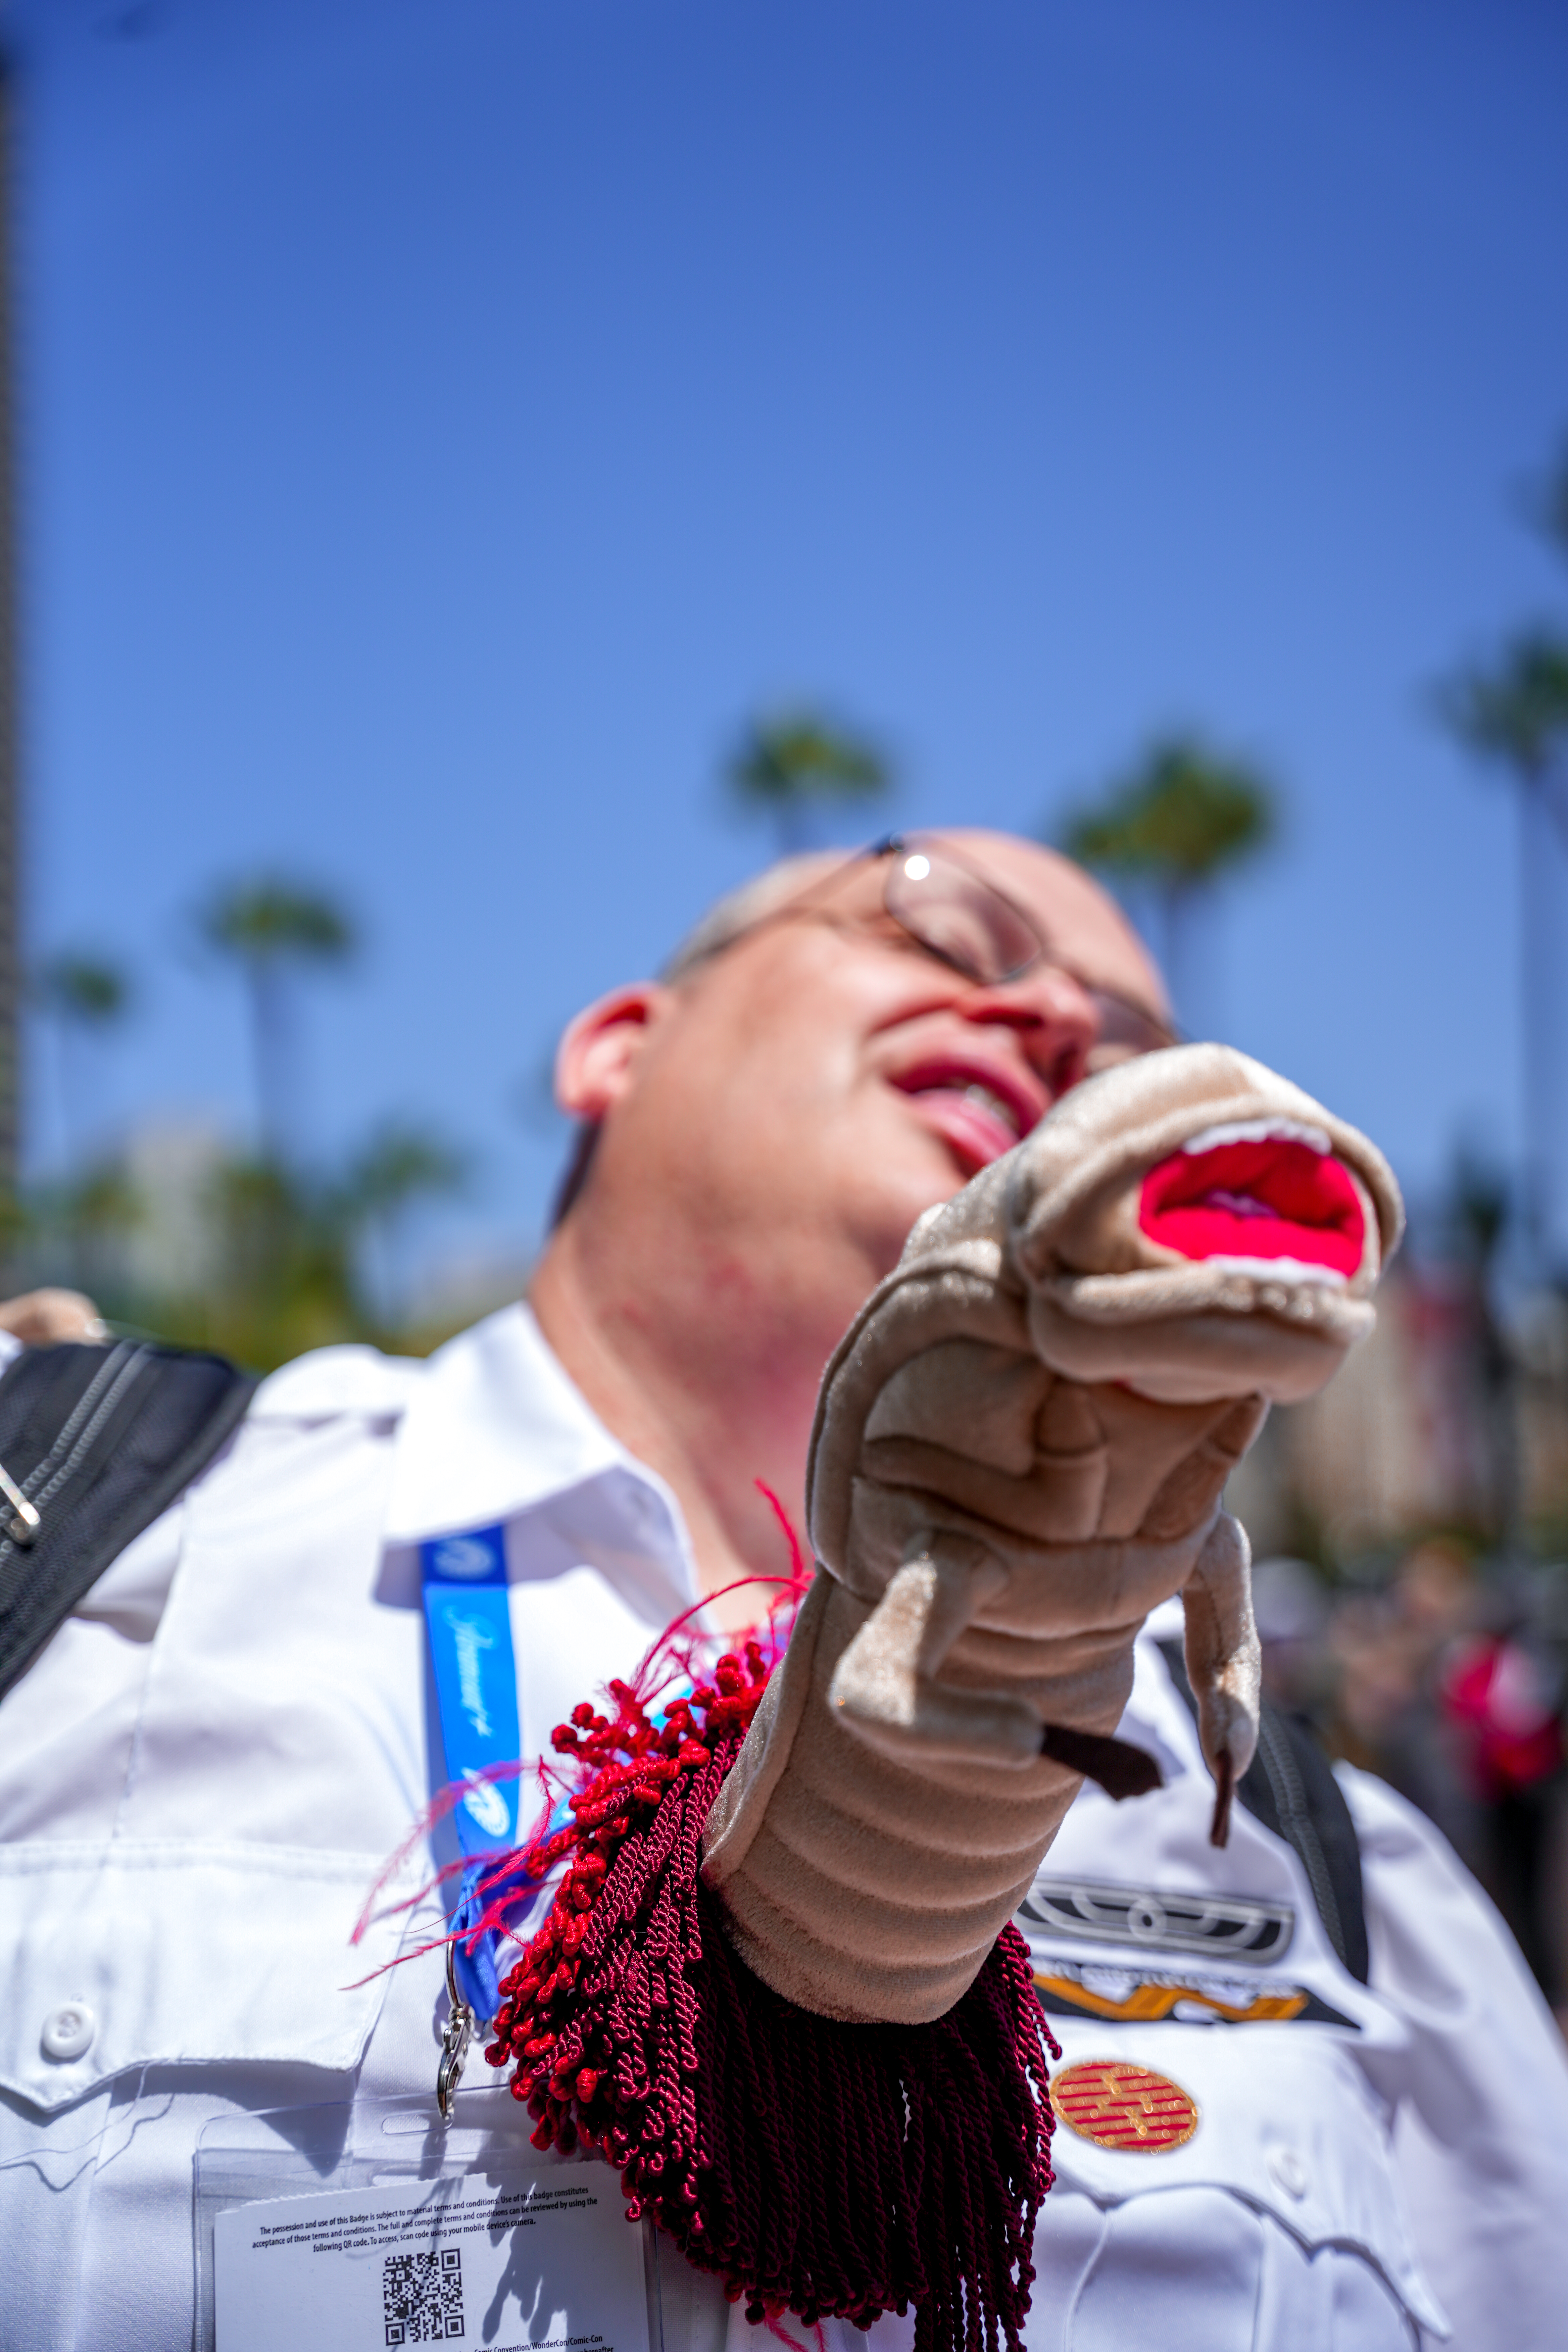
[1180,1118,1331,1157]
[1204,1254,1349,1286]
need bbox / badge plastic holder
[193,2085,730,2352]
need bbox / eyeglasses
[771,833,1177,1073]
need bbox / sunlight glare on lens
[903,854,931,880]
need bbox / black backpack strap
[0,1339,257,1701]
[1159,1636,1370,1984]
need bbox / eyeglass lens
[882,846,1039,986]
[882,842,1173,1065]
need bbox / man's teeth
[960,1083,1020,1138]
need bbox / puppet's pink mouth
[1138,1120,1365,1279]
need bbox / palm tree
[35,950,131,1168]
[197,876,355,1162]
[339,1118,468,1328]
[1438,626,1568,1268]
[1060,735,1276,1027]
[726,707,890,853]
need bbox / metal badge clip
[436,1941,478,2123]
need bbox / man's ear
[554,983,675,1120]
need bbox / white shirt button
[1267,2144,1308,2199]
[41,2002,95,2061]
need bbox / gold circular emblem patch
[1051,2059,1199,2152]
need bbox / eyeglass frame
[676,830,1179,1068]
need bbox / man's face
[581,832,1169,1299]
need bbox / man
[1,830,1564,2351]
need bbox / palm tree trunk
[1166,879,1231,1043]
[250,961,293,1165]
[776,800,811,855]
[1162,881,1203,1037]
[57,1018,83,1172]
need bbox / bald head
[662,833,1168,1026]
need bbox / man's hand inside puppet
[486,1040,1400,2349]
[701,1041,1402,2025]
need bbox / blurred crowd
[1254,1547,1568,2011]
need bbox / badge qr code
[383,2246,464,2344]
[213,2165,649,2352]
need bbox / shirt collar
[383,1303,696,1607]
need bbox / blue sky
[9,0,1568,1293]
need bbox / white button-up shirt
[0,1307,703,2352]
[2,1307,1566,2352]
[1007,1615,1568,2352]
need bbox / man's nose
[957,966,1100,1095]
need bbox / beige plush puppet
[702,1043,1402,2026]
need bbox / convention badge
[1050,2058,1200,2152]
[193,2089,676,2352]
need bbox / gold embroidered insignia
[1034,1968,1308,2025]
[1051,2059,1199,2152]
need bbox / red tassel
[485,1645,1058,2352]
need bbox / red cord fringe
[483,1646,1058,2352]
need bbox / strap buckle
[0,1459,40,1546]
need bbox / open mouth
[1138,1118,1365,1281]
[895,1067,1034,1172]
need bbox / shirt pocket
[0,1840,402,2113]
[1043,2021,1446,2338]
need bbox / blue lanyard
[421,1524,538,2019]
